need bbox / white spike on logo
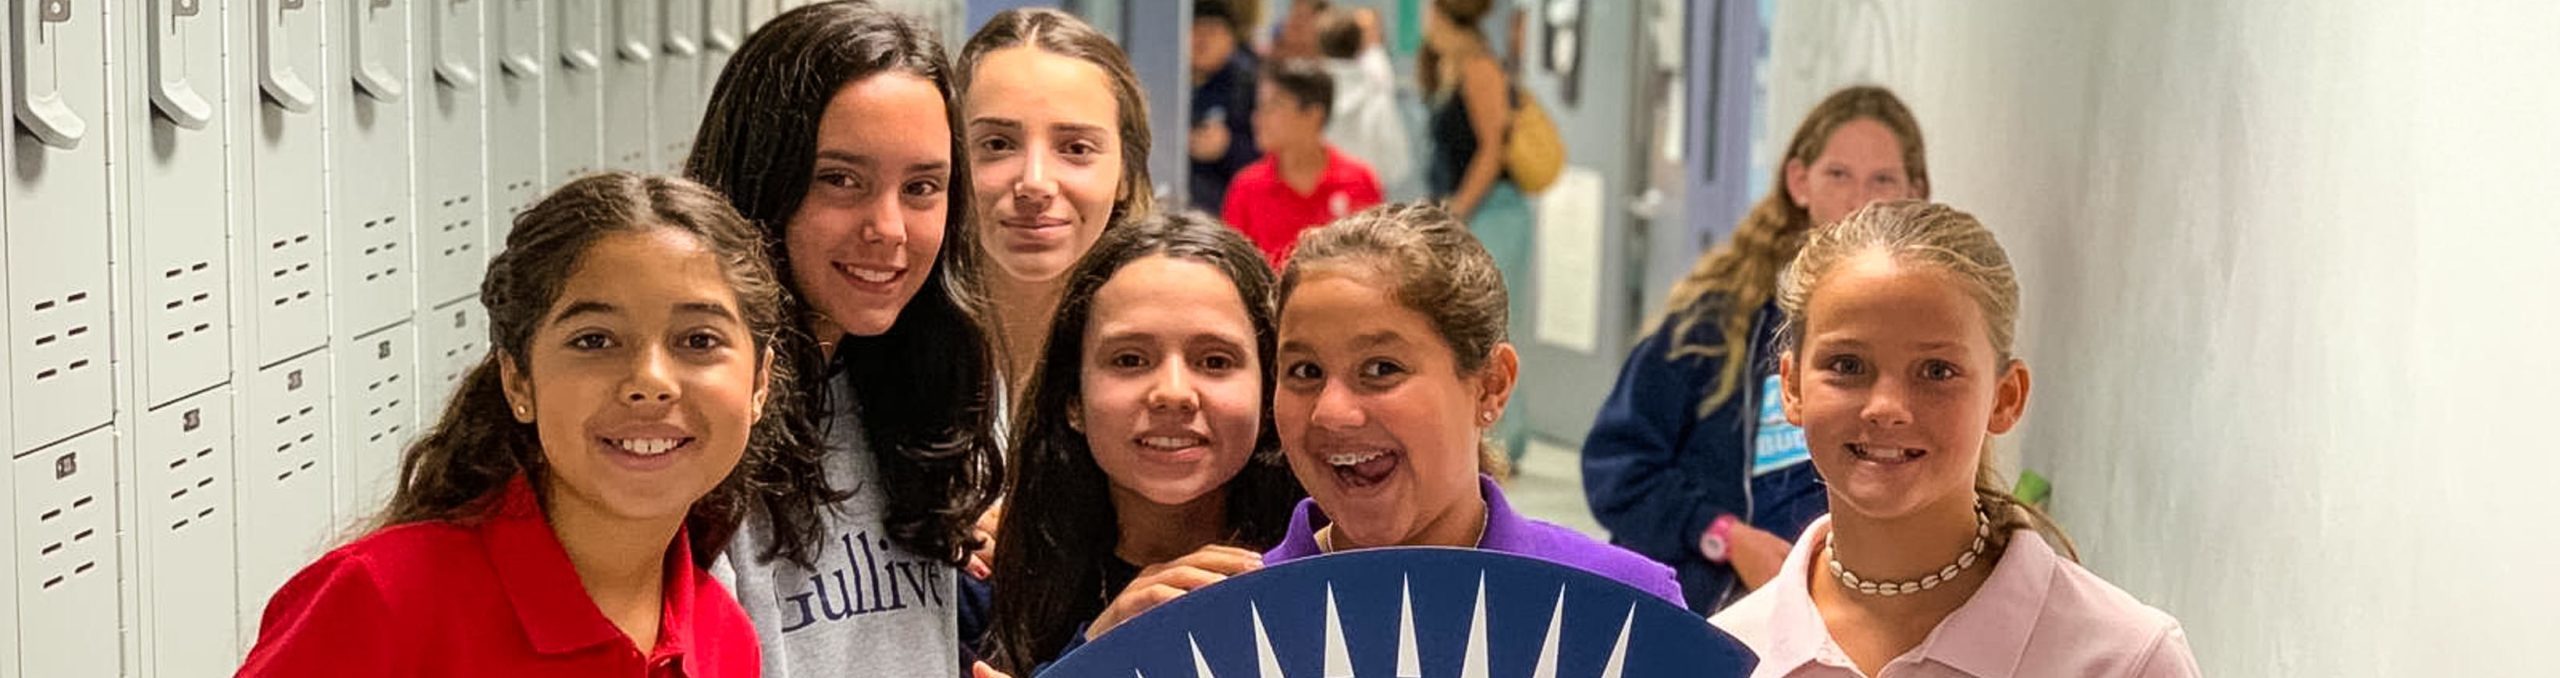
[1396,576,1422,677]
[1461,573,1492,678]
[1531,584,1568,678]
[1599,603,1639,678]
[1191,633,1219,678]
[1324,585,1355,677]
[1251,602,1286,678]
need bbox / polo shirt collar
[1264,474,1514,564]
[1752,515,2060,678]
[481,474,702,662]
[1926,527,2055,677]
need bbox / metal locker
[603,0,658,171]
[247,0,332,368]
[0,24,14,672]
[6,0,115,453]
[420,299,488,411]
[11,428,121,678]
[548,0,604,184]
[487,0,545,224]
[655,0,704,173]
[702,0,741,90]
[417,0,490,308]
[138,392,239,678]
[331,0,419,338]
[335,323,416,518]
[697,0,738,183]
[135,0,236,410]
[744,0,779,33]
[232,351,336,639]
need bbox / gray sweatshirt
[712,373,960,678]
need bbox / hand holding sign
[1089,545,1268,641]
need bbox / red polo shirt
[238,475,758,677]
[1220,146,1385,266]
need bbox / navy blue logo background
[1046,548,1756,677]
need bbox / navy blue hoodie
[1581,297,1828,612]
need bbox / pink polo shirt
[1711,516,2199,677]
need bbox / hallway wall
[1769,1,2560,674]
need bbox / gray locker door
[135,0,236,409]
[138,392,239,678]
[333,323,416,519]
[703,0,743,96]
[11,430,122,678]
[654,0,703,173]
[548,0,604,184]
[0,27,11,635]
[420,299,487,412]
[487,0,545,222]
[6,0,116,454]
[246,0,332,368]
[417,0,490,308]
[330,0,419,339]
[232,352,334,642]
[602,0,656,170]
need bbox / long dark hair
[376,172,795,568]
[684,1,1001,566]
[985,212,1305,673]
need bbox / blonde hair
[1659,86,1929,418]
[1773,200,2076,559]
[1281,202,1511,479]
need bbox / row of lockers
[0,0,957,676]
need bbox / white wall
[1770,1,2560,674]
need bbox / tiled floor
[1506,437,1606,538]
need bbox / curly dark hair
[375,171,794,568]
[985,211,1306,673]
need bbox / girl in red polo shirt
[238,172,786,677]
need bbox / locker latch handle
[258,0,318,113]
[351,0,406,102]
[706,28,739,53]
[435,60,480,88]
[12,0,90,149]
[503,54,544,79]
[562,47,602,71]
[432,0,478,89]
[618,37,655,63]
[616,1,653,64]
[148,0,214,129]
[664,34,698,58]
[499,0,542,80]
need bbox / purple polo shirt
[1265,475,1689,609]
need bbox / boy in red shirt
[1221,59,1385,267]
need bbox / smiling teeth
[837,264,896,283]
[1141,436,1203,450]
[1325,450,1387,466]
[614,438,684,456]
[1852,444,1922,460]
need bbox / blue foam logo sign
[1045,548,1756,677]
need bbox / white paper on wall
[1534,167,1606,354]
